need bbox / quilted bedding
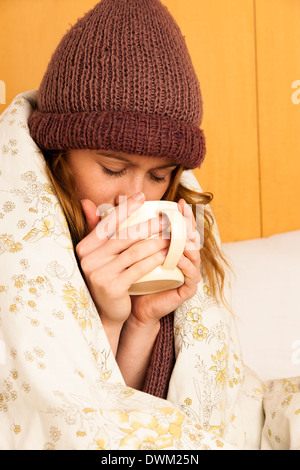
[0,92,299,450]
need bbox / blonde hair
[43,151,230,305]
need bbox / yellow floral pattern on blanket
[62,283,96,330]
[261,377,300,450]
[1,92,297,450]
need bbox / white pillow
[223,230,300,381]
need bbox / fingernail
[133,192,144,201]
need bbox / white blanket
[0,92,298,450]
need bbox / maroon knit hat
[29,0,206,169]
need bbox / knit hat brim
[28,108,206,169]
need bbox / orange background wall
[1,0,300,243]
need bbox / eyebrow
[96,152,177,169]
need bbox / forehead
[96,150,177,170]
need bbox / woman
[28,0,228,397]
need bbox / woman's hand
[77,195,201,390]
[76,193,169,353]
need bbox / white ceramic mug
[116,200,187,295]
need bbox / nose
[114,178,145,206]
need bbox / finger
[182,246,201,271]
[177,253,201,290]
[80,226,169,275]
[118,248,169,290]
[76,192,145,258]
[81,199,100,234]
[79,214,170,275]
[109,237,170,273]
[178,199,198,240]
[97,192,146,241]
[116,214,170,242]
[177,199,202,251]
[184,230,202,255]
[178,199,196,230]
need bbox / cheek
[73,172,117,206]
[144,181,171,201]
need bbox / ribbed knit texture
[28,0,206,169]
[142,312,175,399]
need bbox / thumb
[80,199,100,234]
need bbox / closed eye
[102,167,126,178]
[149,174,166,183]
[102,166,167,184]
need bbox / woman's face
[66,149,177,207]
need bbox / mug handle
[160,207,186,270]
